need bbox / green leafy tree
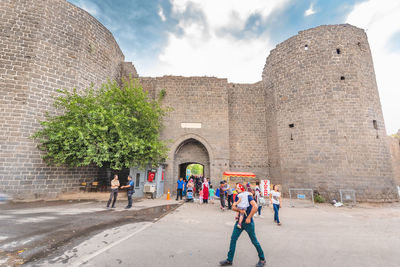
[187,164,203,175]
[32,79,168,170]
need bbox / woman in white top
[270,184,282,225]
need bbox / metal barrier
[289,188,314,207]
[339,189,356,206]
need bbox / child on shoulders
[233,183,251,229]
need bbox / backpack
[259,196,267,206]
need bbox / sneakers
[255,260,266,267]
[219,259,232,266]
[125,206,131,209]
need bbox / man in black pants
[176,177,184,200]
[121,175,135,209]
[226,183,234,209]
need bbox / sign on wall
[181,123,202,128]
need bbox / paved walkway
[28,200,400,267]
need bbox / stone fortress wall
[388,132,400,186]
[0,0,398,201]
[0,0,131,198]
[263,25,397,201]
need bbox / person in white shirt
[234,184,251,229]
[106,174,120,208]
[269,185,282,225]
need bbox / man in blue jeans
[219,185,266,267]
[176,177,184,200]
[121,175,134,209]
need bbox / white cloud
[304,3,316,16]
[139,0,290,83]
[73,0,99,16]
[158,6,167,22]
[346,0,400,134]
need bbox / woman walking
[106,174,120,208]
[270,185,282,225]
[202,177,209,204]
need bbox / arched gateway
[174,138,210,180]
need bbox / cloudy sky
[68,0,400,134]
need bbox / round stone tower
[263,24,398,201]
[0,0,126,198]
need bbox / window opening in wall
[290,133,293,140]
[289,123,295,128]
[135,173,140,188]
[336,48,341,54]
[304,44,309,50]
[373,120,378,130]
[340,76,345,80]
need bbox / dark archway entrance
[174,139,210,184]
[179,162,204,180]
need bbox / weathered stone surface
[262,24,398,201]
[389,133,400,186]
[0,0,124,198]
[0,1,398,201]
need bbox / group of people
[176,177,282,226]
[106,174,135,209]
[176,176,215,203]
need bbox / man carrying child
[219,183,266,267]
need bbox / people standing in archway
[183,178,188,196]
[176,177,184,201]
[186,178,194,202]
[202,177,209,204]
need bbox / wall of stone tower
[139,76,231,193]
[228,82,269,179]
[388,135,400,186]
[0,0,125,198]
[263,24,398,201]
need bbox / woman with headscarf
[246,182,252,192]
[202,177,209,204]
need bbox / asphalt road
[0,198,179,266]
[19,200,400,267]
